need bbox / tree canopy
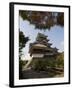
[19,11,64,30]
[19,31,29,59]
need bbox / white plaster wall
[32,54,44,58]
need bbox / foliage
[19,11,64,30]
[57,13,64,26]
[55,52,64,68]
[19,31,29,59]
[32,58,47,71]
[19,60,28,66]
[19,30,29,79]
[19,60,23,79]
[31,57,55,71]
[31,52,64,71]
[19,60,28,79]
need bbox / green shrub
[31,54,64,71]
[19,60,28,79]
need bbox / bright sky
[19,17,64,60]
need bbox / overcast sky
[19,17,64,60]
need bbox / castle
[29,33,58,58]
